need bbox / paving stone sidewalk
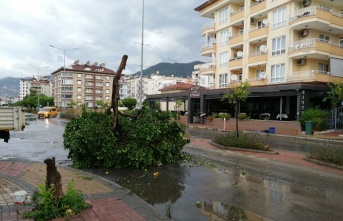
[0,161,170,221]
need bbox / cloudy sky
[0,0,210,78]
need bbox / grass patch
[212,131,270,151]
[309,144,343,166]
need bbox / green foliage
[218,113,231,119]
[212,113,218,118]
[310,144,343,165]
[323,81,343,109]
[120,98,137,110]
[238,113,247,120]
[23,181,90,221]
[300,107,329,130]
[13,92,54,109]
[213,131,270,151]
[64,108,189,169]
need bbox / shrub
[23,180,89,221]
[238,113,247,120]
[212,131,270,151]
[206,116,213,121]
[300,107,329,130]
[218,113,231,119]
[310,144,343,166]
[63,108,189,169]
[212,113,218,118]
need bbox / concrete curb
[208,141,279,155]
[304,157,343,170]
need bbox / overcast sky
[0,0,210,79]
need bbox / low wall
[179,116,302,135]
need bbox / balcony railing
[288,38,331,52]
[201,21,215,33]
[286,70,330,82]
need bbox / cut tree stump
[44,157,63,199]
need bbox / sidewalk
[0,161,170,221]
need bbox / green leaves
[63,108,188,169]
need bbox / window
[219,73,228,88]
[256,69,265,79]
[105,76,110,80]
[220,52,228,67]
[273,7,287,29]
[220,30,229,46]
[318,63,329,74]
[85,96,93,100]
[96,89,102,93]
[272,36,286,56]
[86,74,92,79]
[87,102,93,108]
[77,73,82,78]
[77,87,81,92]
[105,82,110,87]
[271,64,285,82]
[95,75,101,79]
[85,89,93,93]
[319,34,330,43]
[105,89,110,94]
[219,7,228,24]
[77,95,82,100]
[340,37,343,47]
[105,96,110,101]
[63,79,73,85]
[77,80,82,85]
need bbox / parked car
[37,107,58,119]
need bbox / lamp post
[139,0,145,109]
[28,64,49,109]
[49,45,78,113]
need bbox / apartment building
[50,60,115,108]
[126,73,190,107]
[147,0,343,123]
[19,77,53,100]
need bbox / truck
[0,107,25,142]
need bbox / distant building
[50,60,115,108]
[19,77,53,100]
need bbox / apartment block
[50,60,115,108]
[147,0,343,125]
[19,77,53,100]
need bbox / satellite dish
[237,51,243,58]
[228,31,233,38]
[260,45,267,53]
[228,8,234,14]
[260,72,266,79]
[231,74,238,81]
[262,19,269,25]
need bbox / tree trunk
[111,55,128,132]
[235,103,239,138]
[44,157,63,199]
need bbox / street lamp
[28,64,49,109]
[139,0,145,109]
[49,45,78,113]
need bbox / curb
[208,141,279,155]
[304,157,343,170]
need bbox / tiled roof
[159,83,195,92]
[50,64,115,75]
[194,0,219,11]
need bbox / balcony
[249,26,268,40]
[229,33,243,45]
[286,70,342,83]
[201,43,216,56]
[289,6,343,32]
[249,0,266,15]
[201,21,215,36]
[230,9,244,23]
[248,53,267,64]
[229,58,243,69]
[289,38,343,58]
[199,62,216,76]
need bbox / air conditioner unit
[250,18,256,25]
[297,58,306,66]
[300,29,308,37]
[303,0,311,7]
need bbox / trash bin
[305,121,313,135]
[269,127,275,134]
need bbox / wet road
[0,117,70,164]
[1,118,343,220]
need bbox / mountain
[0,77,20,97]
[132,61,203,78]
